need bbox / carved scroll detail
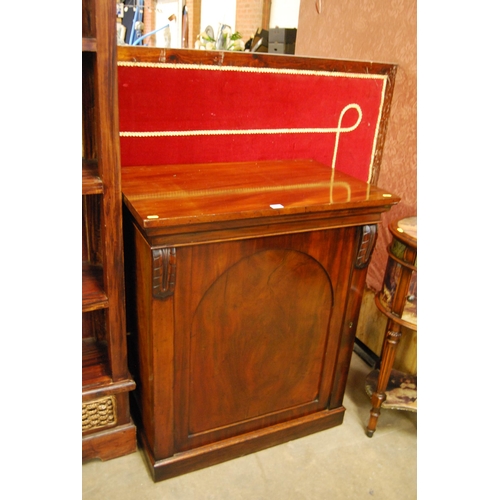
[152,247,176,299]
[355,224,378,269]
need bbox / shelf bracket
[152,247,177,299]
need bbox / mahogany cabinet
[82,0,136,460]
[121,160,399,481]
[116,46,398,481]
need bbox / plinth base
[141,407,346,482]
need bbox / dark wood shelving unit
[81,0,136,461]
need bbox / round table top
[390,216,417,246]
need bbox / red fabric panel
[119,133,333,169]
[117,66,385,183]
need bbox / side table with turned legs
[366,216,417,437]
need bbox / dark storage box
[269,27,297,44]
[268,41,296,54]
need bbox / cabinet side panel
[130,225,176,459]
[130,225,155,453]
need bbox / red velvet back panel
[117,62,388,183]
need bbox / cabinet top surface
[121,159,399,230]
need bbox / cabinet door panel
[189,248,332,433]
[173,230,355,452]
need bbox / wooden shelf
[82,159,103,194]
[374,292,416,331]
[82,338,110,386]
[82,262,108,312]
[365,368,417,412]
[82,37,97,52]
[82,337,137,393]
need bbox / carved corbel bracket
[355,224,378,269]
[152,247,177,299]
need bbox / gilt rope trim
[119,104,362,138]
[117,60,389,81]
[120,126,357,138]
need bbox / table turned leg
[366,322,402,437]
